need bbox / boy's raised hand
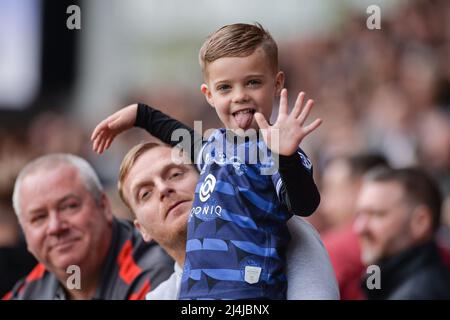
[254,89,322,156]
[91,103,138,154]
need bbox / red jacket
[322,222,365,300]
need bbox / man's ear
[275,71,285,96]
[200,84,215,108]
[410,205,433,241]
[134,219,152,242]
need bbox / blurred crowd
[279,0,450,234]
[1,0,449,298]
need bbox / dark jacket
[362,241,450,300]
[0,239,36,297]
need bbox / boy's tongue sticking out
[233,109,255,129]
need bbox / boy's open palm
[91,104,138,154]
[254,89,322,156]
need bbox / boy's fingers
[98,137,107,154]
[91,125,101,141]
[297,99,314,124]
[91,119,109,141]
[254,112,269,130]
[291,92,305,119]
[92,113,120,140]
[94,139,103,154]
[104,136,114,151]
[279,88,288,115]
[92,137,100,152]
[91,124,98,141]
[93,133,109,154]
[303,118,323,136]
[92,130,105,150]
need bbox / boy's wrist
[278,152,301,168]
[135,103,149,128]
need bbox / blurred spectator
[0,187,36,298]
[320,154,389,231]
[0,134,36,297]
[354,167,450,299]
[4,153,173,300]
[417,109,450,248]
[320,154,389,300]
[363,84,417,167]
[417,110,450,192]
[27,111,86,156]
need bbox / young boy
[92,23,322,299]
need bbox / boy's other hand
[91,103,138,154]
[254,89,322,156]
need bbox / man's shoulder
[390,259,450,299]
[146,269,179,300]
[114,218,173,267]
[108,219,173,299]
[4,263,58,300]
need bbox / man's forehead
[367,181,404,194]
[127,146,190,185]
[23,164,80,187]
[358,181,405,207]
[20,165,84,211]
[135,146,177,171]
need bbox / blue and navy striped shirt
[179,129,313,299]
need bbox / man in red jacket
[320,154,388,299]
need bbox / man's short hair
[365,167,443,232]
[347,154,389,179]
[199,23,278,76]
[12,153,103,216]
[118,142,163,210]
[327,153,389,181]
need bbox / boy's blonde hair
[199,23,278,77]
[118,142,163,210]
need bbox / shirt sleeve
[271,148,320,216]
[134,103,203,166]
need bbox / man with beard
[354,167,450,299]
